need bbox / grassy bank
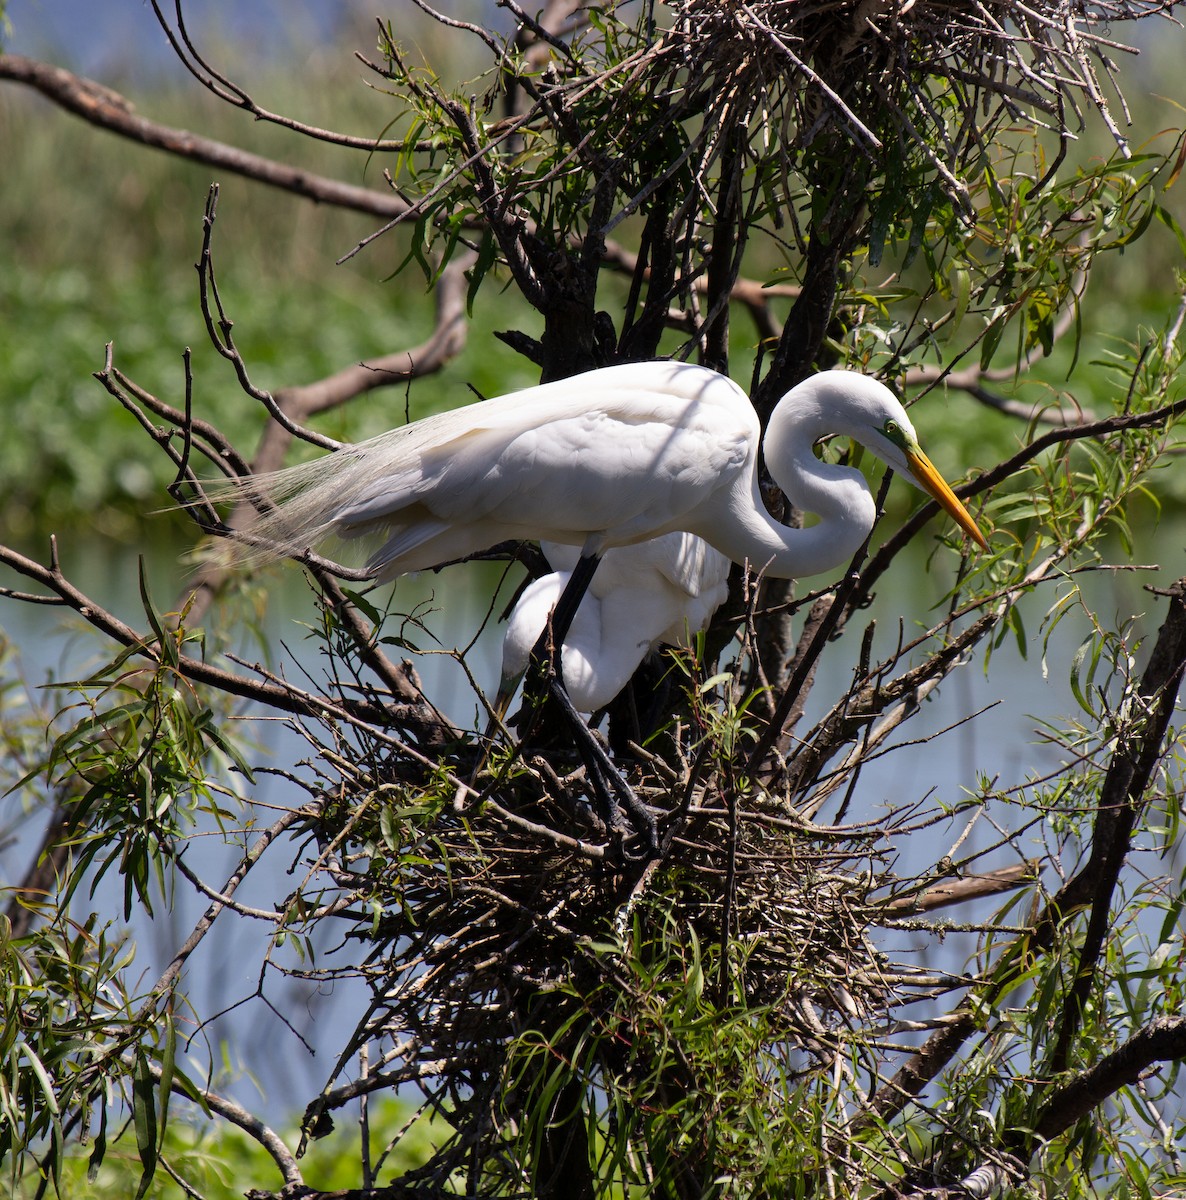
[2,11,1184,541]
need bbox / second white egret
[498,532,731,715]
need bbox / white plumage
[217,360,986,580]
[498,533,731,714]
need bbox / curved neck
[695,402,877,580]
[721,471,875,579]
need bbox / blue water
[3,525,1182,1127]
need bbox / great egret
[217,360,987,581]
[498,533,731,715]
[211,360,985,855]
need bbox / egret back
[218,362,756,578]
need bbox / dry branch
[883,863,1039,915]
[179,191,476,626]
[0,541,438,736]
[0,54,411,218]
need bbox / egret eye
[881,418,907,450]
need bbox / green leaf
[132,1050,158,1200]
[948,266,971,343]
[467,231,498,315]
[87,1104,108,1181]
[204,719,256,784]
[157,1013,176,1154]
[17,1039,59,1115]
[1069,634,1104,717]
[979,313,1005,370]
[1117,198,1156,248]
[1154,202,1186,257]
[138,558,168,649]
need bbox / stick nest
[662,0,1178,153]
[297,756,901,1151]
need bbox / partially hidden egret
[219,360,987,581]
[498,533,731,715]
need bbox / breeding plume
[499,533,731,714]
[218,360,987,579]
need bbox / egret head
[783,371,989,551]
[875,413,988,550]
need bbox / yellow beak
[905,448,989,550]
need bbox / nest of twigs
[622,0,1183,231]
[664,0,1177,147]
[296,747,897,1150]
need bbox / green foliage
[0,909,190,1196]
[4,5,1186,1198]
[497,919,837,1197]
[34,613,243,920]
[0,43,543,540]
[4,1095,440,1199]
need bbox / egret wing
[224,360,758,574]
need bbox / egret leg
[526,554,659,857]
[541,552,601,650]
[545,670,658,854]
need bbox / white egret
[217,360,987,583]
[213,361,985,854]
[498,533,731,715]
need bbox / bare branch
[135,805,307,1020]
[0,54,412,218]
[1038,1016,1186,1141]
[136,1057,303,1189]
[883,863,1040,916]
[0,541,440,737]
[168,186,475,644]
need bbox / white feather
[208,360,985,579]
[499,533,731,713]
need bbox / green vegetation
[3,16,1185,540]
[3,1095,442,1198]
[3,4,1186,1198]
[0,25,540,542]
